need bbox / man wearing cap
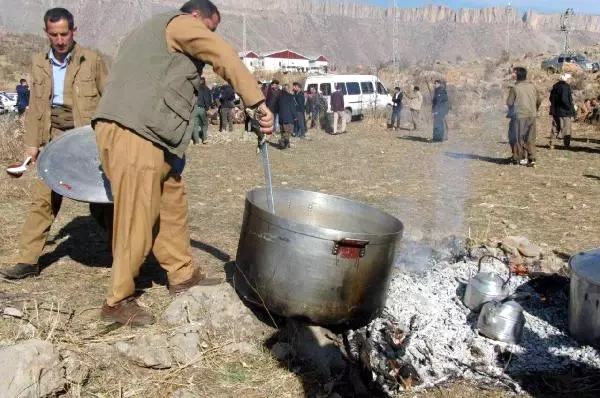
[549,73,576,148]
[92,0,273,325]
[1,7,111,280]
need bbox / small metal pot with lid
[477,294,528,344]
[569,249,600,347]
[463,255,512,312]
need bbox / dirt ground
[1,103,600,397]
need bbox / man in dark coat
[266,79,281,134]
[389,86,403,130]
[192,77,212,144]
[16,78,30,116]
[292,82,306,138]
[219,84,235,132]
[431,80,449,142]
[275,85,295,149]
[330,84,346,134]
[549,73,576,148]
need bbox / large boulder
[164,284,267,340]
[0,339,66,397]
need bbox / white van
[304,74,393,118]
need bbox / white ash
[347,259,600,394]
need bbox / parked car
[0,91,17,113]
[542,53,600,73]
[304,74,393,118]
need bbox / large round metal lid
[569,248,600,284]
[36,125,113,203]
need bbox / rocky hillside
[0,0,599,66]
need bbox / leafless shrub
[0,115,23,162]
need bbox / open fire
[344,246,600,395]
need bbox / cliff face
[1,0,599,67]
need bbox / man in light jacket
[506,67,542,166]
[406,86,423,131]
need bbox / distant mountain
[1,0,599,66]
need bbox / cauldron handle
[477,255,512,286]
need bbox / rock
[115,334,172,369]
[271,342,293,361]
[164,285,266,339]
[566,193,574,200]
[0,339,66,397]
[501,236,541,258]
[3,307,23,318]
[62,350,90,385]
[168,330,201,365]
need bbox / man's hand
[256,103,274,135]
[24,146,39,164]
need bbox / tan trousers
[18,179,63,264]
[516,117,537,161]
[18,127,65,264]
[550,116,572,144]
[333,111,346,134]
[95,122,195,305]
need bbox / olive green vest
[93,11,203,157]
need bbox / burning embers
[345,245,600,395]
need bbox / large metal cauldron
[569,249,600,347]
[234,188,403,329]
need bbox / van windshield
[376,82,388,95]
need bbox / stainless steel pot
[234,188,403,329]
[463,255,511,312]
[569,249,600,347]
[477,297,525,344]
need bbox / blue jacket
[16,85,30,109]
[276,92,296,124]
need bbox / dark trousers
[192,107,208,143]
[294,112,306,137]
[390,106,402,128]
[219,107,233,132]
[432,112,448,142]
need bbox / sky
[366,0,600,14]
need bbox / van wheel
[344,108,352,122]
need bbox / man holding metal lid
[1,7,112,280]
[92,0,273,326]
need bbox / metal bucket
[569,249,600,346]
[234,188,403,329]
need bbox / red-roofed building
[239,49,328,73]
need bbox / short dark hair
[44,8,74,30]
[434,79,442,85]
[335,83,343,90]
[394,86,400,91]
[414,86,420,91]
[293,82,301,87]
[513,67,527,81]
[271,79,279,85]
[181,0,220,20]
[20,78,27,84]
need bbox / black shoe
[0,263,40,280]
[527,161,536,168]
[564,135,571,148]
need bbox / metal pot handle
[332,238,370,257]
[477,255,512,287]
